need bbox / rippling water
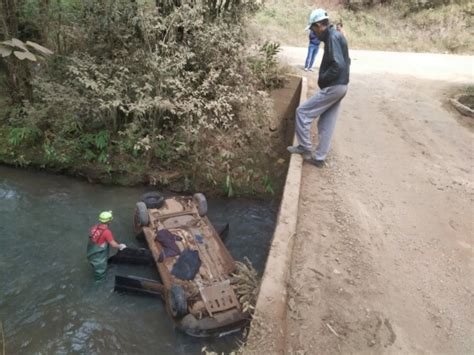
[0,166,277,354]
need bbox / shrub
[1,0,284,195]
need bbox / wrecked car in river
[113,192,250,337]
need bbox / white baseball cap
[305,8,329,30]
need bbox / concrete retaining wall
[244,75,308,354]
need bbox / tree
[1,0,29,103]
[0,0,52,103]
[1,0,19,38]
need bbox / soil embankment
[278,48,473,353]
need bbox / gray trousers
[295,84,348,160]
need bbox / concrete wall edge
[244,76,308,353]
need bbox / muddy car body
[132,193,248,337]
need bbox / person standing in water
[87,211,126,280]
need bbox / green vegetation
[0,0,286,196]
[248,0,473,54]
[459,85,474,109]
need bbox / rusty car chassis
[112,192,249,337]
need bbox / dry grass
[248,0,474,54]
[247,0,313,47]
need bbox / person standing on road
[87,211,127,280]
[336,21,346,37]
[288,9,350,167]
[304,29,321,71]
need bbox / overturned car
[113,192,251,337]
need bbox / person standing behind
[304,29,321,71]
[87,211,127,280]
[336,21,346,37]
[287,9,350,167]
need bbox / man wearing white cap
[287,9,350,167]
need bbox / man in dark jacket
[288,9,350,167]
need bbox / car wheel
[193,193,207,217]
[168,284,188,318]
[134,202,149,232]
[140,191,165,209]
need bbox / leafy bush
[1,0,285,195]
[8,125,41,146]
[248,41,287,90]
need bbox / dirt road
[280,47,473,354]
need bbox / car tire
[168,284,188,318]
[140,191,165,209]
[193,193,207,217]
[134,202,149,229]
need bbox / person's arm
[109,239,121,249]
[104,230,126,250]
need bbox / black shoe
[308,158,325,168]
[287,145,310,154]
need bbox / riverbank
[0,72,298,197]
[0,94,282,198]
[0,131,279,197]
[0,2,289,199]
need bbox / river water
[0,165,277,354]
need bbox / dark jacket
[317,26,350,89]
[155,229,182,262]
